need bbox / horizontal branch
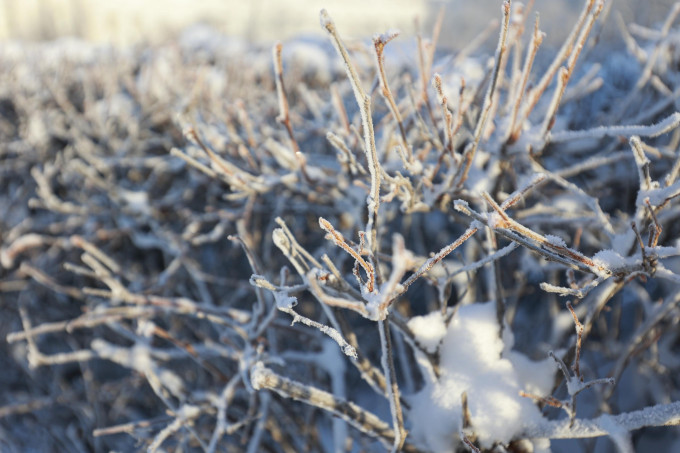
[250,363,422,452]
[520,401,680,439]
[550,111,680,142]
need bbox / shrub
[2,1,680,451]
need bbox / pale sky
[1,0,677,47]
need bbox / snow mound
[408,302,553,451]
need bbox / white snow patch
[361,285,384,320]
[637,179,680,207]
[273,291,297,310]
[506,350,555,397]
[408,302,553,451]
[593,249,627,271]
[598,413,634,453]
[652,245,680,259]
[119,189,150,215]
[408,311,447,353]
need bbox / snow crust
[408,302,554,451]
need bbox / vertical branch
[615,3,680,118]
[272,42,311,182]
[415,10,447,150]
[373,30,412,164]
[433,74,456,157]
[319,217,375,293]
[630,136,653,191]
[378,318,406,452]
[320,9,381,253]
[321,9,382,253]
[506,14,544,143]
[455,0,511,189]
[567,301,584,380]
[272,42,299,154]
[541,1,603,136]
[515,0,596,131]
[229,235,267,332]
[540,67,570,134]
[330,83,351,136]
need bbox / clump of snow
[486,211,505,229]
[360,285,384,321]
[637,179,680,207]
[274,291,297,310]
[408,302,553,451]
[408,311,447,353]
[119,189,150,216]
[593,249,627,271]
[319,9,333,29]
[453,199,469,212]
[545,234,567,248]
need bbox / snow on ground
[408,302,554,451]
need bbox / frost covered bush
[2,0,680,452]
